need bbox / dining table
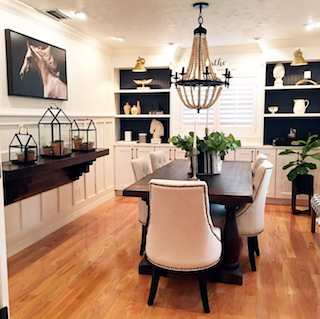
[123,159,253,285]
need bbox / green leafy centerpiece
[168,131,241,174]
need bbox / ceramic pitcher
[293,99,309,115]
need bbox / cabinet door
[256,149,276,198]
[235,148,255,163]
[136,146,154,170]
[224,151,235,161]
[154,146,171,162]
[173,148,187,160]
[115,146,135,190]
[275,149,298,199]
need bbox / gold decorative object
[131,105,138,115]
[133,79,153,90]
[136,100,141,114]
[290,48,308,66]
[132,56,147,72]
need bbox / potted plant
[73,135,83,150]
[168,131,241,174]
[27,149,35,161]
[280,134,320,214]
[82,141,94,151]
[52,140,64,156]
[42,144,52,156]
[16,151,25,162]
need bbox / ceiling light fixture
[171,2,231,111]
[291,48,308,66]
[132,57,147,72]
[74,11,87,19]
[115,37,124,42]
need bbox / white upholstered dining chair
[236,160,273,271]
[252,152,268,175]
[146,179,222,313]
[131,157,152,255]
[150,151,167,172]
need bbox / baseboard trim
[266,198,309,206]
[0,307,8,319]
[7,192,114,257]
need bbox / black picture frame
[5,29,68,101]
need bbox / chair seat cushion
[311,195,320,216]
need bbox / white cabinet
[155,146,186,162]
[235,148,255,162]
[224,151,235,161]
[256,149,276,198]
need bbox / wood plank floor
[8,196,320,319]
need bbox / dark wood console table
[2,148,109,206]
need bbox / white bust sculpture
[149,119,164,144]
[273,63,285,86]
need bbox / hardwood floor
[8,196,320,319]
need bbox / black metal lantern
[38,105,72,158]
[71,119,97,151]
[9,127,38,164]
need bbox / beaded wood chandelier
[172,2,231,111]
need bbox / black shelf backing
[120,68,171,90]
[119,92,169,114]
[264,117,320,145]
[120,118,169,143]
[265,89,320,113]
[266,62,320,86]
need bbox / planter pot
[43,148,52,156]
[190,152,222,175]
[27,152,35,161]
[82,142,94,151]
[52,141,64,156]
[73,139,83,150]
[17,154,25,162]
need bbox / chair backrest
[131,157,152,182]
[237,160,273,236]
[150,151,167,172]
[146,179,222,271]
[252,153,268,175]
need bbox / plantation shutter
[219,77,256,128]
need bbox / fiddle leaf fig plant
[279,134,320,181]
[168,131,241,157]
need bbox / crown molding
[0,0,113,55]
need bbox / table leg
[212,205,243,285]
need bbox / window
[180,76,257,136]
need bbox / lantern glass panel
[9,129,38,164]
[71,119,97,152]
[38,106,72,158]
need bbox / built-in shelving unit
[264,61,320,145]
[115,68,171,143]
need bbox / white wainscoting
[1,116,115,257]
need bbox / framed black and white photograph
[5,29,68,100]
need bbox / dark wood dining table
[123,159,253,285]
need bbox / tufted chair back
[252,153,268,176]
[236,160,273,237]
[146,179,222,271]
[150,151,167,172]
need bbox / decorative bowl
[133,78,153,90]
[268,106,279,114]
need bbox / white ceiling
[18,0,320,49]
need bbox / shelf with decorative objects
[263,60,320,146]
[114,67,171,144]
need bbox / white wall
[0,0,115,257]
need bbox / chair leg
[139,225,147,256]
[253,236,260,256]
[148,267,160,306]
[198,272,210,313]
[247,237,257,271]
[311,207,316,233]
